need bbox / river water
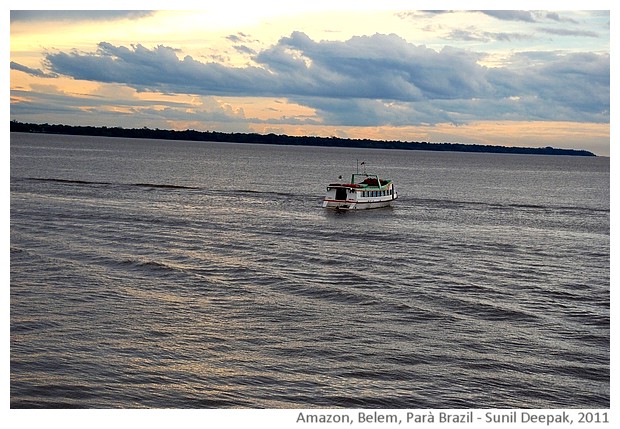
[10,132,609,408]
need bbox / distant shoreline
[10,121,596,157]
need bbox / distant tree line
[9,120,596,156]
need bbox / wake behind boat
[322,166,398,210]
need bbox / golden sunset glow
[8,3,611,155]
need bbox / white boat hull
[322,198,395,210]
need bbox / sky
[7,1,612,155]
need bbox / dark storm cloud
[40,32,609,125]
[10,10,153,23]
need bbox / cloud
[253,32,494,102]
[226,32,254,43]
[45,42,276,96]
[487,52,609,121]
[37,32,609,126]
[546,12,561,21]
[397,10,538,23]
[11,61,58,78]
[446,30,532,43]
[299,97,456,127]
[480,11,536,22]
[10,83,256,132]
[234,45,257,56]
[544,12,579,24]
[10,10,154,23]
[226,34,245,43]
[539,28,599,38]
[44,34,493,102]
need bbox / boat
[322,168,398,210]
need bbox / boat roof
[328,173,393,188]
